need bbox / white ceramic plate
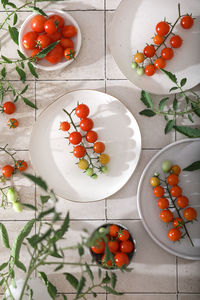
[137,139,200,260]
[29,90,141,202]
[109,0,200,94]
[19,10,81,71]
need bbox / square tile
[178,295,200,300]
[178,258,200,293]
[108,295,177,300]
[106,0,122,10]
[107,150,158,219]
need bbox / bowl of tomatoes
[19,10,81,71]
[89,223,136,269]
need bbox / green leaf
[188,114,194,123]
[13,12,18,25]
[180,78,187,87]
[22,203,37,211]
[28,62,38,78]
[27,234,39,248]
[16,66,26,83]
[38,207,55,220]
[64,273,79,290]
[173,97,178,111]
[192,103,200,117]
[0,223,10,248]
[165,119,175,134]
[85,263,94,282]
[62,295,67,300]
[159,97,169,112]
[78,243,84,256]
[174,126,200,138]
[28,6,48,17]
[1,67,6,78]
[0,262,8,271]
[21,61,25,69]
[111,272,117,289]
[2,55,12,63]
[102,286,123,295]
[40,195,50,204]
[139,109,156,117]
[20,84,28,95]
[140,90,153,109]
[36,41,59,59]
[183,161,200,171]
[21,96,37,109]
[14,95,19,102]
[54,264,64,272]
[1,0,8,8]
[47,281,57,299]
[102,271,111,284]
[169,86,178,92]
[7,2,16,8]
[15,260,26,272]
[8,25,19,45]
[164,114,169,121]
[76,276,86,298]
[0,278,5,286]
[50,212,69,242]
[23,174,48,190]
[11,219,35,263]
[161,69,177,84]
[17,50,26,60]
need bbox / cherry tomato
[171,165,181,176]
[161,47,174,60]
[3,102,16,114]
[91,239,105,254]
[157,197,169,209]
[160,209,173,223]
[16,160,28,172]
[153,35,164,45]
[145,64,156,76]
[60,38,74,49]
[108,240,119,253]
[60,121,70,131]
[177,196,189,209]
[31,48,41,61]
[154,57,166,69]
[168,228,181,241]
[93,142,105,154]
[62,25,77,38]
[99,154,110,165]
[2,165,14,178]
[150,176,160,187]
[45,44,64,64]
[109,224,119,237]
[173,217,184,229]
[181,15,194,29]
[134,52,145,63]
[86,131,98,143]
[101,254,112,267]
[37,34,51,49]
[69,131,82,145]
[31,15,46,33]
[114,252,129,268]
[64,48,76,60]
[170,185,182,198]
[44,19,58,34]
[184,207,197,221]
[162,160,172,173]
[8,118,18,129]
[75,104,90,119]
[156,21,170,36]
[120,240,134,253]
[153,186,164,197]
[143,45,155,58]
[80,118,94,131]
[118,229,130,241]
[170,35,182,48]
[22,31,38,50]
[73,145,86,158]
[167,174,178,186]
[78,159,89,170]
[49,14,65,28]
[47,31,61,42]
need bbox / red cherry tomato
[16,160,28,172]
[173,217,184,229]
[181,16,194,29]
[61,25,77,38]
[44,19,58,35]
[143,45,155,58]
[167,174,179,186]
[120,240,134,253]
[86,131,98,143]
[8,118,18,129]
[168,228,181,241]
[101,254,112,267]
[160,209,173,223]
[69,131,82,145]
[184,207,197,221]
[108,240,119,253]
[64,48,76,60]
[31,15,46,33]
[153,35,164,45]
[154,57,166,69]
[145,64,156,76]
[75,104,90,119]
[73,145,86,158]
[31,48,41,61]
[49,14,65,28]
[157,197,169,209]
[45,44,64,64]
[91,239,105,254]
[3,102,16,114]
[161,47,174,60]
[93,142,105,154]
[170,35,182,48]
[114,252,129,268]
[1,165,14,178]
[80,118,94,131]
[177,196,189,208]
[170,185,182,198]
[60,121,70,131]
[118,229,130,241]
[47,31,61,42]
[109,225,120,237]
[37,34,51,49]
[22,31,38,50]
[60,38,74,49]
[153,186,164,197]
[156,21,170,36]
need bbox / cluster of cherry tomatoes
[90,224,135,269]
[60,103,110,179]
[150,160,197,243]
[132,14,194,77]
[22,14,77,64]
[1,159,28,180]
[0,101,19,129]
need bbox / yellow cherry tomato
[99,154,110,165]
[150,176,160,187]
[78,159,89,170]
[134,52,145,63]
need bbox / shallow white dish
[19,10,81,71]
[29,90,141,202]
[109,0,200,94]
[137,139,200,260]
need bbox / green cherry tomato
[86,168,93,176]
[92,174,98,180]
[13,202,23,212]
[131,62,138,69]
[162,160,172,173]
[136,67,144,76]
[101,166,108,174]
[7,187,18,203]
[99,227,106,233]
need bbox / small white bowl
[19,10,82,71]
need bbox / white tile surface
[108,295,177,300]
[178,258,200,293]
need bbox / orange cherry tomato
[86,131,98,143]
[60,38,74,49]
[168,228,181,241]
[120,240,134,253]
[118,229,130,241]
[170,185,182,198]
[181,16,194,29]
[3,102,16,115]
[114,252,129,268]
[153,35,164,45]
[160,209,173,223]
[62,25,77,38]
[170,35,182,48]
[16,160,28,172]
[93,142,105,154]
[1,165,14,178]
[153,186,165,197]
[177,196,189,208]
[184,207,197,221]
[171,165,181,175]
[8,118,18,129]
[145,64,156,76]
[157,197,169,209]
[109,224,120,237]
[167,174,179,186]
[173,217,184,229]
[134,52,145,63]
[60,121,70,131]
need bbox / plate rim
[137,138,200,260]
[29,88,142,203]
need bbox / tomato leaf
[17,50,26,60]
[40,195,50,204]
[174,126,200,138]
[23,173,48,190]
[28,61,38,78]
[7,2,16,8]
[161,69,177,84]
[0,262,8,271]
[188,114,194,123]
[139,109,156,117]
[183,161,200,171]
[21,96,37,109]
[64,273,79,290]
[169,86,178,92]
[102,286,123,295]
[0,223,10,249]
[38,207,55,220]
[28,6,48,17]
[16,66,26,83]
[158,97,169,112]
[192,103,200,117]
[180,78,187,87]
[8,25,19,45]
[22,203,37,211]
[111,272,117,289]
[140,90,153,109]
[85,263,94,282]
[36,41,59,59]
[14,95,19,102]
[1,55,12,63]
[20,84,29,95]
[102,271,111,284]
[165,119,175,134]
[173,97,178,111]
[13,12,18,25]
[39,271,57,299]
[15,260,26,272]
[76,276,86,298]
[1,67,6,78]
[78,243,84,256]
